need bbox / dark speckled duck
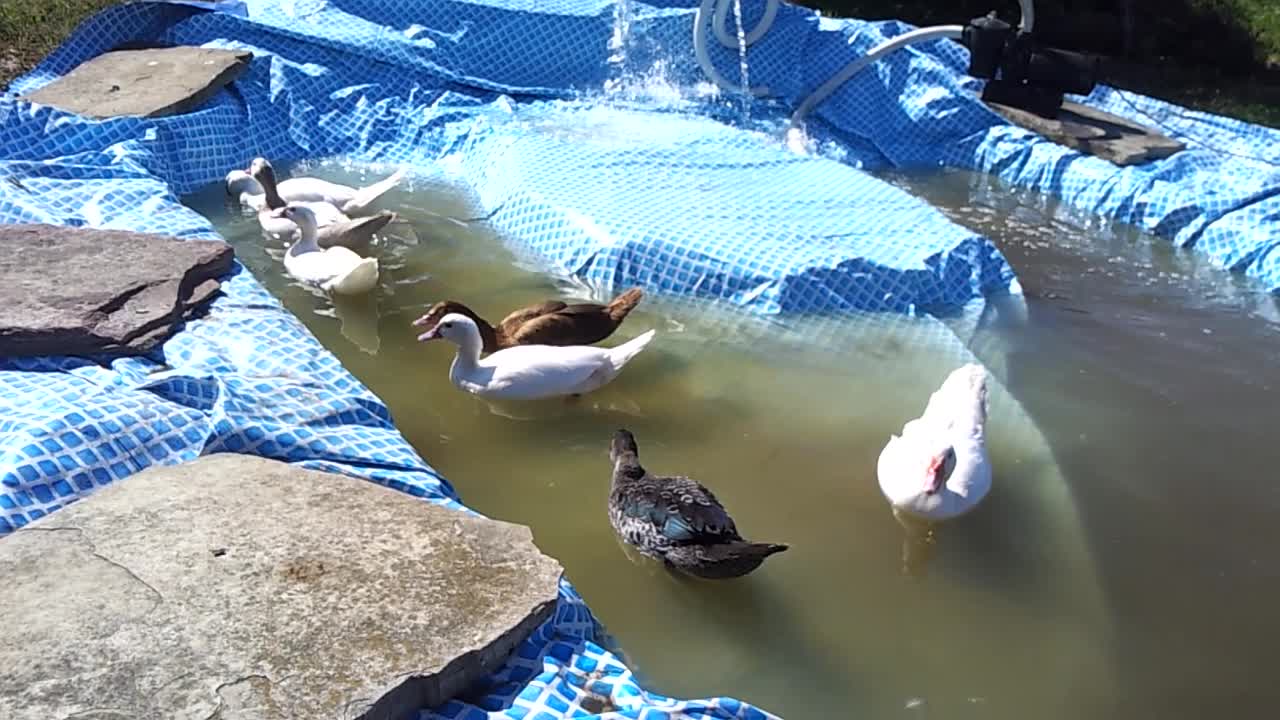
[607,429,788,579]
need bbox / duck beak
[923,454,946,495]
[410,313,435,328]
[416,327,441,342]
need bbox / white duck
[224,157,406,216]
[877,363,992,522]
[272,205,379,296]
[241,158,394,252]
[417,313,656,400]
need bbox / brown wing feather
[606,287,644,322]
[506,308,615,346]
[498,288,643,347]
[497,300,568,330]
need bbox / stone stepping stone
[20,45,252,118]
[0,454,564,720]
[0,224,234,357]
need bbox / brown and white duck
[410,288,645,355]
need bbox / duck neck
[446,304,499,353]
[287,220,320,254]
[257,166,286,210]
[449,329,484,373]
[611,454,646,486]
[475,317,500,353]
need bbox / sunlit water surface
[186,115,1280,720]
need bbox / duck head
[272,204,318,232]
[921,443,957,495]
[248,157,276,184]
[610,428,639,464]
[411,300,476,329]
[416,312,480,345]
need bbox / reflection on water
[184,155,1279,720]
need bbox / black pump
[961,9,1100,118]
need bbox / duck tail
[700,540,789,562]
[346,168,407,214]
[744,542,790,559]
[605,329,656,371]
[320,211,395,250]
[923,363,988,429]
[952,363,989,425]
[356,209,396,234]
[668,540,788,579]
[606,287,645,322]
[328,257,380,296]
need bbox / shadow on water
[610,535,872,708]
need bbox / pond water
[185,146,1280,719]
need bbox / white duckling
[273,205,380,296]
[417,313,656,400]
[232,157,406,216]
[245,158,393,252]
[877,363,992,522]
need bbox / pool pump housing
[962,12,1100,118]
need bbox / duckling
[411,288,644,355]
[607,429,788,579]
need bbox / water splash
[731,0,751,121]
[603,0,633,96]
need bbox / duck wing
[340,167,407,215]
[276,177,352,205]
[913,363,988,440]
[476,344,612,397]
[616,473,741,545]
[506,302,620,346]
[498,300,568,331]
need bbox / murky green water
[186,151,1280,720]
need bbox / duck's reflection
[331,292,382,354]
[894,507,939,578]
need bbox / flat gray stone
[987,99,1186,166]
[0,224,234,357]
[20,46,252,118]
[0,454,563,720]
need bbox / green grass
[0,0,118,86]
[1106,63,1280,129]
[1222,0,1280,61]
[0,0,1278,128]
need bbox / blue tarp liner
[0,0,1276,717]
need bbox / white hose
[790,25,964,123]
[691,0,1036,120]
[711,0,778,47]
[692,0,780,97]
[788,0,1036,124]
[1019,0,1035,33]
